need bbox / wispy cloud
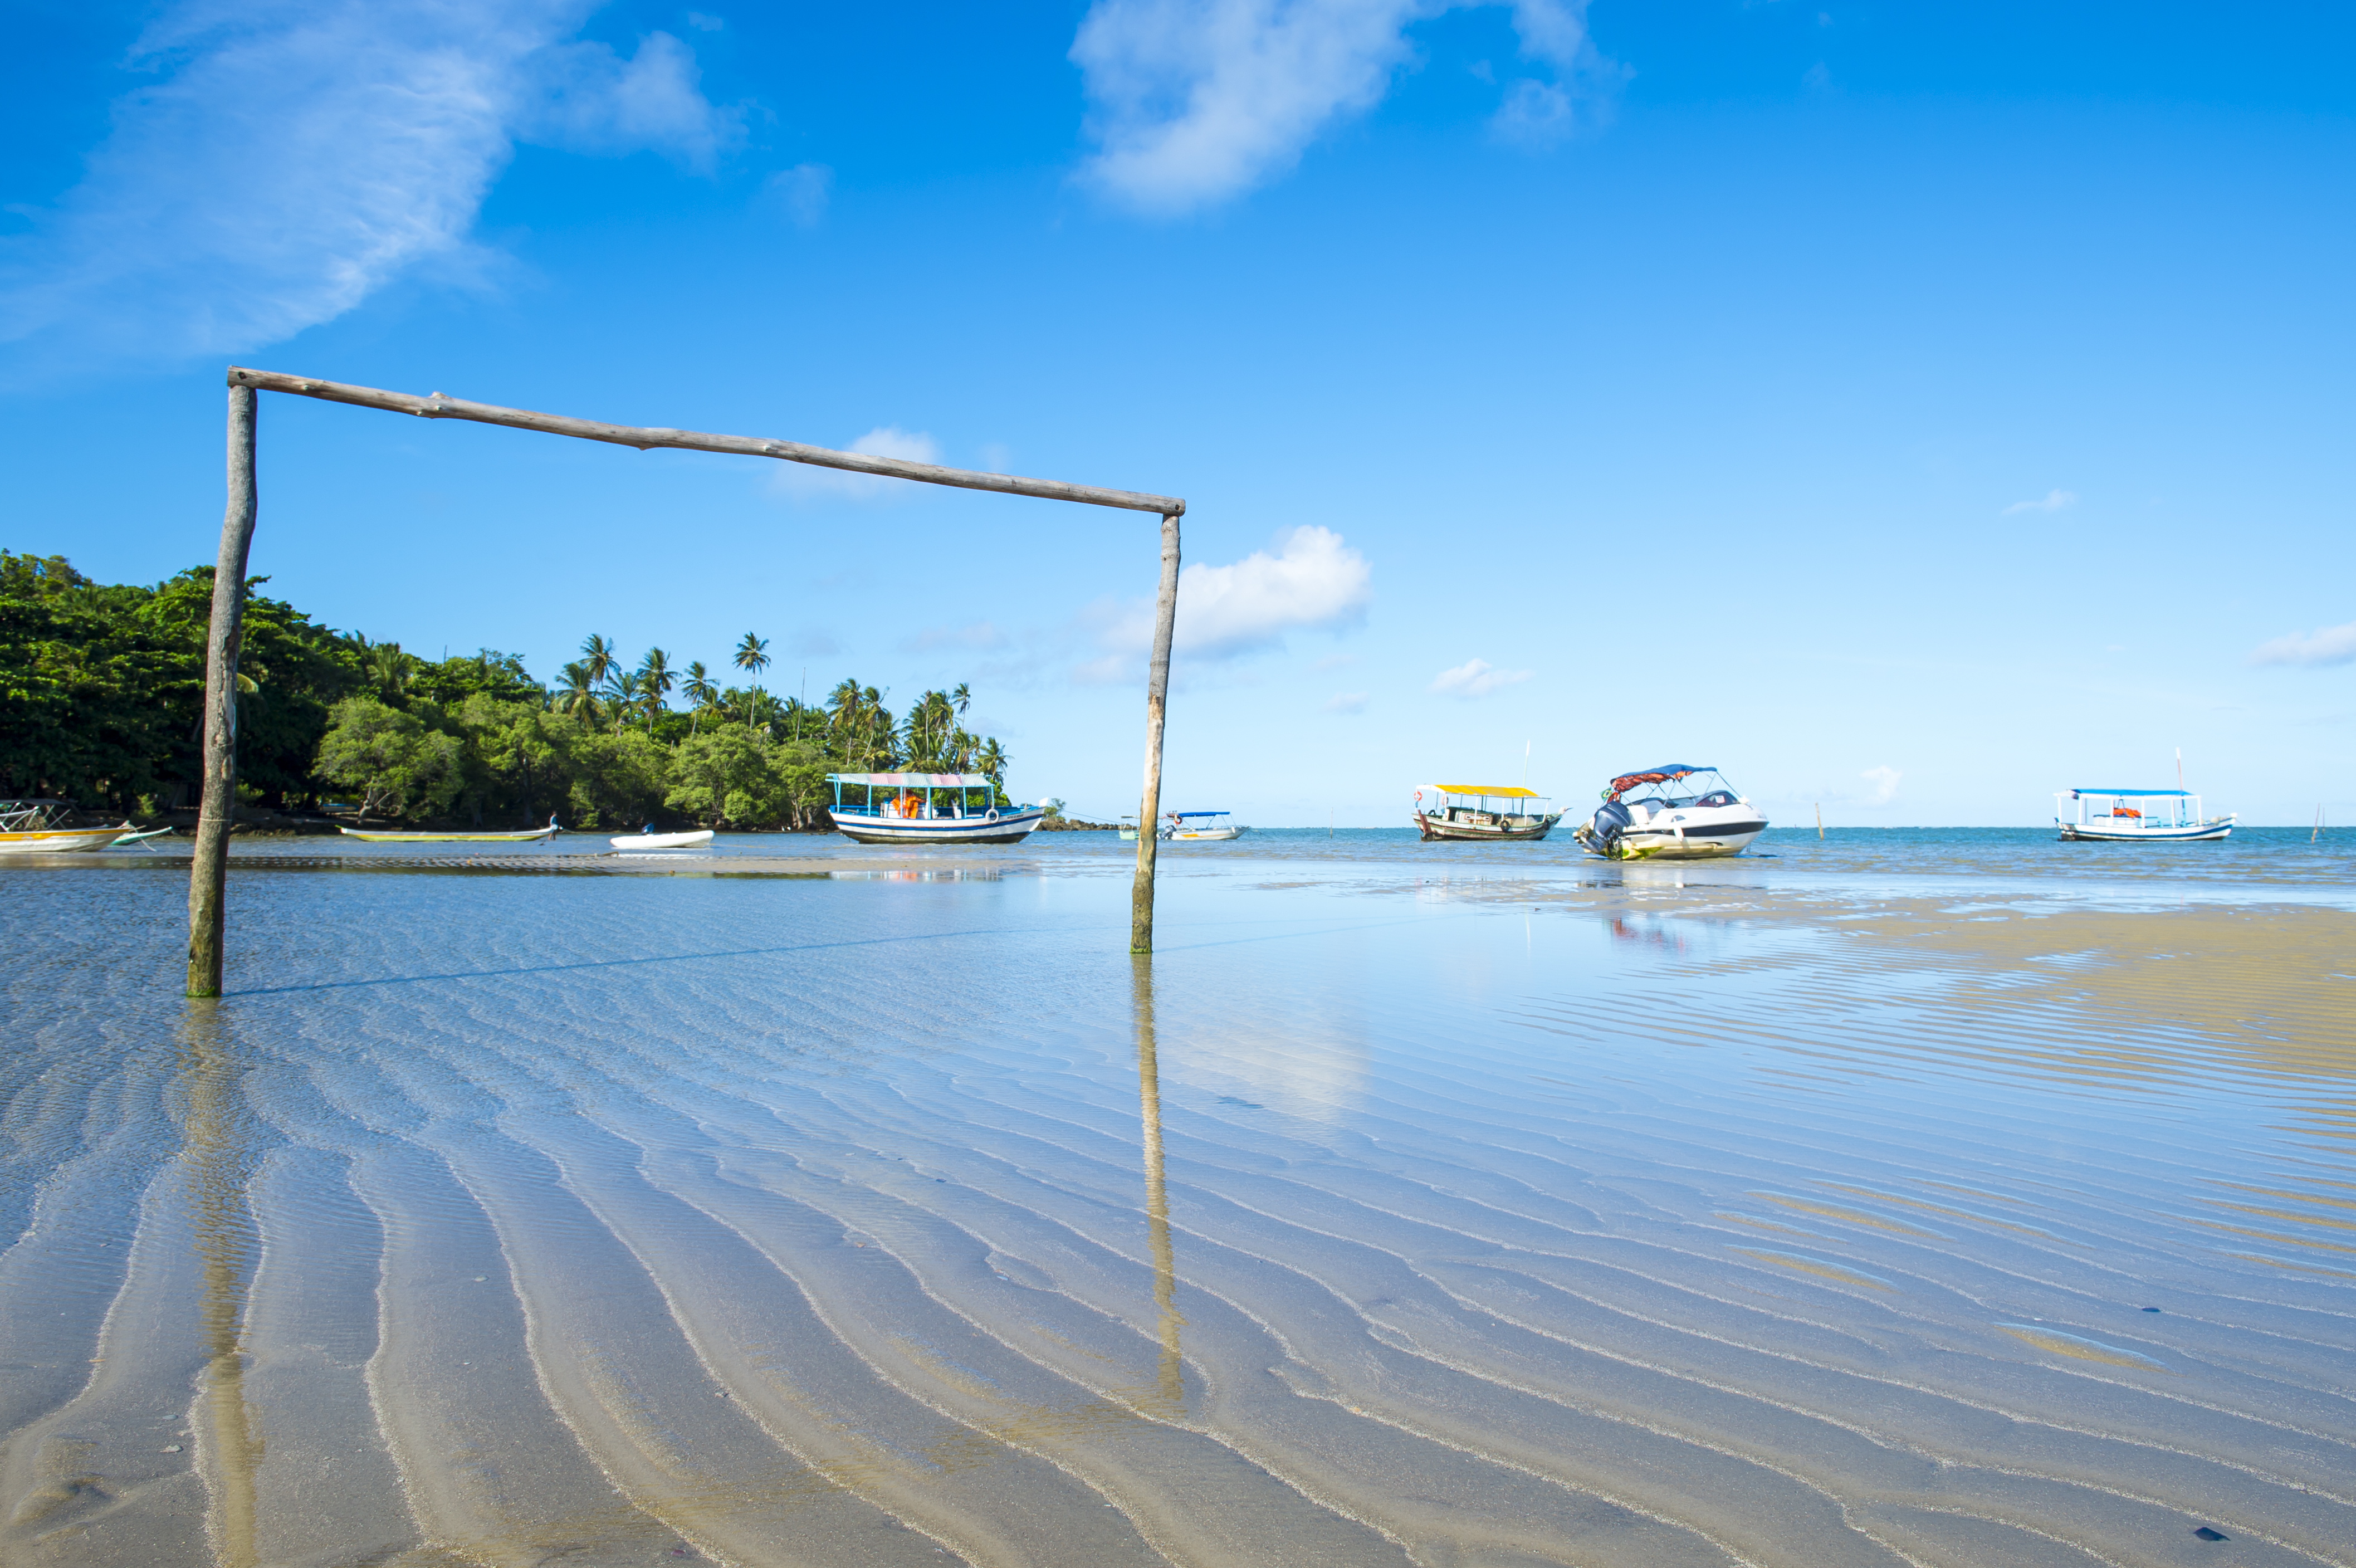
[1071,0,1615,214]
[761,163,833,228]
[1326,691,1368,714]
[770,426,944,502]
[1861,764,1901,804]
[0,0,739,372]
[1430,657,1531,698]
[2251,619,2356,668]
[2002,488,2078,515]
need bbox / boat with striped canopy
[827,773,1045,844]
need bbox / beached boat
[1572,765,1767,859]
[0,799,144,854]
[339,815,561,843]
[827,773,1045,845]
[2055,788,2234,842]
[1160,812,1247,841]
[1412,785,1563,842]
[610,828,717,850]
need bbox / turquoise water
[2,846,2351,1564]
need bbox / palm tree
[554,660,601,727]
[951,682,970,720]
[361,640,418,704]
[580,633,617,688]
[976,737,1008,790]
[604,668,643,732]
[682,661,718,736]
[638,648,674,730]
[734,633,771,695]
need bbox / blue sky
[6,1,2353,825]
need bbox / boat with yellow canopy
[1411,784,1563,842]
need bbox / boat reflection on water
[1131,957,1185,1416]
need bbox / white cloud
[1077,525,1372,681]
[1071,0,1614,214]
[761,163,833,228]
[1326,691,1368,714]
[2251,620,2356,668]
[1430,657,1532,698]
[769,426,943,502]
[0,1,739,372]
[1861,765,1901,804]
[2002,488,2078,515]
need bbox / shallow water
[3,849,2352,1566]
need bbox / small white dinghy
[610,828,716,850]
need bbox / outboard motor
[1583,798,1632,853]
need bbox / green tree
[666,724,787,827]
[565,727,668,828]
[315,698,463,824]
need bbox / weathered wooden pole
[187,387,258,997]
[195,367,1187,980]
[1130,513,1181,954]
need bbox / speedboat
[2055,788,2233,842]
[1160,811,1247,841]
[1412,784,1562,841]
[1572,765,1768,859]
[827,773,1045,844]
[611,828,717,850]
[0,799,143,854]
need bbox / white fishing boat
[340,815,561,843]
[610,828,717,850]
[1412,785,1563,842]
[1160,811,1247,842]
[2055,788,2233,842]
[1572,765,1768,859]
[0,799,143,854]
[827,773,1045,845]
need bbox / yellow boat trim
[1434,785,1539,798]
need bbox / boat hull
[339,825,558,843]
[829,808,1045,845]
[1416,812,1561,842]
[611,830,716,850]
[1574,814,1767,860]
[1164,827,1247,841]
[2057,820,2233,842]
[0,826,139,854]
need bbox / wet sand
[2,849,2350,1565]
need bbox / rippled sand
[2,855,2351,1566]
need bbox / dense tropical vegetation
[2,551,1013,829]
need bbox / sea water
[1,844,2350,1565]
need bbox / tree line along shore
[2,551,1071,832]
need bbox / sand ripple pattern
[2,864,2351,1566]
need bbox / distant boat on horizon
[2055,788,2233,842]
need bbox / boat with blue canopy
[2054,788,2233,842]
[826,773,1045,844]
[1572,765,1768,859]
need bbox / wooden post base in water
[187,385,258,997]
[1131,513,1181,954]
